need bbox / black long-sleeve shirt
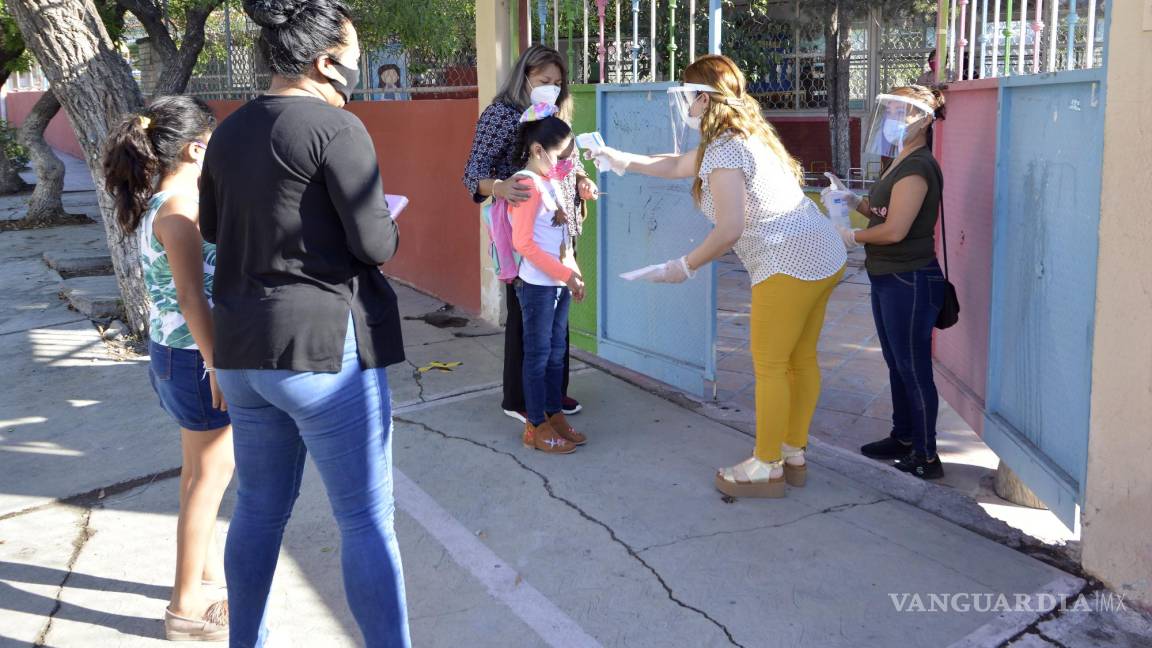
[200,95,404,372]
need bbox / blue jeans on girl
[869,260,947,458]
[215,317,410,648]
[515,280,571,427]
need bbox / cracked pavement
[0,230,1127,647]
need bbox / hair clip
[519,102,559,123]
[137,115,152,130]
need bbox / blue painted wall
[984,69,1107,528]
[596,84,718,396]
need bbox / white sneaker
[503,409,527,423]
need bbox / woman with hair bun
[199,0,410,645]
[104,95,232,642]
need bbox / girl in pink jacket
[507,103,587,454]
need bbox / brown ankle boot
[547,412,586,445]
[523,420,576,454]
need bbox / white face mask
[882,118,907,145]
[685,92,707,130]
[530,83,561,106]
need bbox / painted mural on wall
[368,46,411,101]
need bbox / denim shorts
[149,341,230,431]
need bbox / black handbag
[934,166,960,330]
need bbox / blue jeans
[869,261,947,458]
[515,280,571,426]
[215,318,410,648]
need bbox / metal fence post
[708,0,721,55]
[224,4,234,90]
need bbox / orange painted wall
[5,91,86,160]
[207,98,482,313]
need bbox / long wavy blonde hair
[683,55,803,204]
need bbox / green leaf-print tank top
[139,191,216,349]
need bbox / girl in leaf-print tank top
[103,95,234,641]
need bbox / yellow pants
[750,266,845,462]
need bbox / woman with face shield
[824,85,949,480]
[593,55,847,498]
[462,45,599,426]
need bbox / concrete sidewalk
[2,225,1149,647]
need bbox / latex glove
[821,172,862,211]
[583,146,631,176]
[837,225,861,251]
[651,257,696,284]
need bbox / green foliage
[0,0,30,74]
[0,119,29,169]
[350,0,476,60]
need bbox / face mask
[882,118,906,145]
[530,83,561,106]
[323,55,360,103]
[540,150,575,181]
[685,93,705,130]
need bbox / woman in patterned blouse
[462,44,600,424]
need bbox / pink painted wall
[5,91,85,160]
[933,78,1000,435]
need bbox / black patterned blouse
[462,101,585,237]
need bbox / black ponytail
[513,116,572,168]
[102,95,215,236]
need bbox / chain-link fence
[722,1,935,112]
[185,6,478,101]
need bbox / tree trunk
[824,1,854,178]
[153,7,215,95]
[0,77,30,195]
[0,52,31,195]
[0,142,30,194]
[8,0,148,335]
[19,89,73,226]
[117,0,220,95]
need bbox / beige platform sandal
[782,444,807,487]
[715,457,786,498]
[164,599,228,641]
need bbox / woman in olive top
[827,85,949,480]
[200,0,409,646]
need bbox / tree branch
[116,0,177,59]
[151,0,221,95]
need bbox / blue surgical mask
[882,119,906,145]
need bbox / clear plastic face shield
[863,93,936,159]
[667,83,717,154]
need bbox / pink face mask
[546,157,575,181]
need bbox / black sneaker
[893,453,945,480]
[860,436,913,460]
